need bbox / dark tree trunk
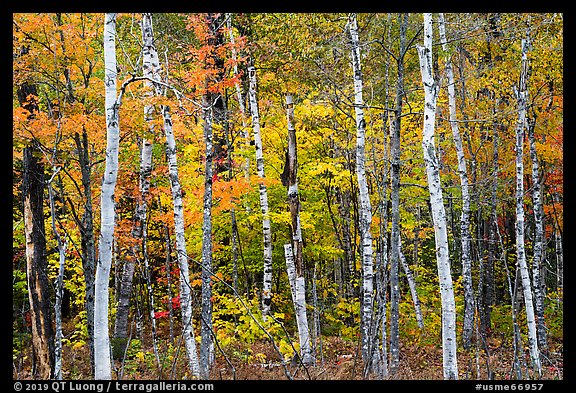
[73,130,96,372]
[23,144,55,379]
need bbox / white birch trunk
[248,64,273,318]
[283,244,312,365]
[48,180,66,380]
[554,191,563,293]
[94,13,119,379]
[163,105,201,378]
[200,95,215,379]
[398,245,424,329]
[528,118,547,351]
[417,13,458,380]
[514,37,542,378]
[438,13,474,350]
[136,12,161,368]
[348,13,374,368]
[375,252,389,379]
[285,94,313,365]
[284,244,297,302]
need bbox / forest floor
[205,336,564,380]
[14,333,563,381]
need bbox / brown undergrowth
[13,333,563,381]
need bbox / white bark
[438,13,474,350]
[348,13,374,367]
[200,95,215,379]
[284,244,297,302]
[94,13,119,379]
[554,191,563,292]
[138,11,160,244]
[398,245,424,329]
[163,105,201,378]
[285,94,313,365]
[48,179,66,380]
[248,64,273,318]
[514,37,542,378]
[417,13,458,380]
[283,244,313,365]
[375,252,388,379]
[528,118,547,351]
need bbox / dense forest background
[12,13,563,381]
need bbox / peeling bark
[163,104,201,378]
[348,13,374,369]
[417,13,458,380]
[94,13,119,379]
[514,36,542,378]
[248,64,273,318]
[284,94,313,365]
[438,13,475,350]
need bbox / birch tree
[527,116,547,352]
[199,93,215,379]
[417,13,458,380]
[94,13,120,379]
[514,34,542,378]
[284,94,313,365]
[113,13,161,359]
[554,191,563,293]
[247,63,273,318]
[389,13,408,373]
[399,245,424,329]
[95,13,149,378]
[348,13,374,369]
[48,170,66,380]
[162,103,201,378]
[438,12,474,350]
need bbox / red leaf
[154,311,169,319]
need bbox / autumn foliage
[13,13,562,381]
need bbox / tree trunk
[348,13,374,370]
[48,177,66,380]
[23,144,55,379]
[285,94,314,365]
[417,13,458,380]
[527,116,547,353]
[514,36,542,378]
[438,13,474,350]
[374,252,389,379]
[94,13,120,379]
[283,245,313,365]
[162,104,201,378]
[554,191,563,293]
[113,12,160,359]
[399,244,424,329]
[73,130,96,373]
[336,188,354,299]
[247,64,273,318]
[200,93,215,379]
[389,13,408,374]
